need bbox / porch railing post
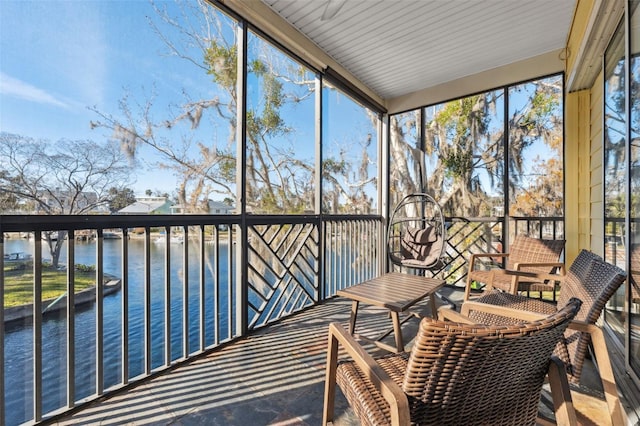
[96,229,105,395]
[316,75,324,302]
[120,228,129,386]
[33,231,42,423]
[67,231,76,407]
[235,20,248,337]
[0,231,5,426]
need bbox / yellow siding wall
[565,88,591,264]
[589,72,604,257]
[567,74,603,261]
[565,0,610,261]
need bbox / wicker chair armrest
[566,320,599,332]
[471,252,509,259]
[437,306,476,324]
[512,261,566,274]
[469,252,508,270]
[566,321,626,425]
[502,268,565,283]
[460,300,548,322]
[324,323,410,425]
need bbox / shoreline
[5,230,232,238]
[4,278,122,324]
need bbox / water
[3,237,232,426]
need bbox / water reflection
[3,237,231,426]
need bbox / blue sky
[0,0,216,195]
[1,1,112,139]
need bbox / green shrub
[75,263,95,272]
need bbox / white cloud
[0,72,69,109]
[1,2,109,109]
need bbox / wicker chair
[387,193,446,272]
[323,298,582,426]
[449,249,627,425]
[464,235,565,301]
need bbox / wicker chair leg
[574,322,627,425]
[322,323,410,426]
[323,330,340,425]
[547,356,577,425]
[464,274,473,301]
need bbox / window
[245,31,316,214]
[389,75,563,226]
[508,75,564,237]
[388,110,421,208]
[322,83,379,214]
[423,90,504,218]
[0,1,238,215]
[1,3,242,423]
[604,19,627,342]
[628,0,640,375]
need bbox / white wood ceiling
[261,0,577,100]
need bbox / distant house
[170,200,235,215]
[207,200,235,214]
[117,196,172,215]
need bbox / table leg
[390,311,404,352]
[429,293,438,319]
[349,300,359,334]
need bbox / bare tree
[90,0,237,213]
[90,0,374,215]
[0,132,133,267]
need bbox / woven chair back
[554,250,627,380]
[401,298,581,425]
[506,235,565,274]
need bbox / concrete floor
[50,286,639,425]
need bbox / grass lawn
[3,263,96,308]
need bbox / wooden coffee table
[337,272,445,353]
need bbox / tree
[510,157,563,217]
[0,177,21,212]
[389,76,563,219]
[0,132,133,267]
[507,79,564,217]
[88,0,241,213]
[89,0,374,215]
[108,187,137,213]
[322,131,376,214]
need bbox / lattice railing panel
[440,218,504,287]
[246,222,319,328]
[323,218,382,297]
